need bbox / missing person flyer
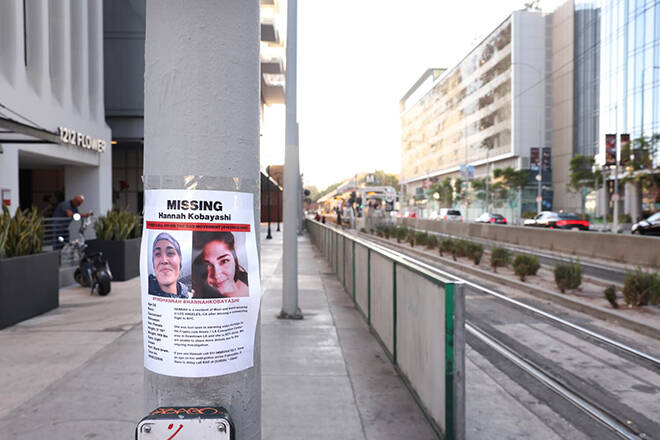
[140,189,261,377]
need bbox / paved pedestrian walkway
[0,228,435,439]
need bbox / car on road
[547,212,590,230]
[524,211,589,230]
[631,212,660,235]
[439,208,463,221]
[475,212,507,225]
[523,211,555,227]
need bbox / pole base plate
[278,308,304,320]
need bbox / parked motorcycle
[58,213,113,296]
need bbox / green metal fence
[307,219,465,440]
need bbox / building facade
[0,0,112,216]
[554,0,660,218]
[104,0,286,213]
[400,10,550,221]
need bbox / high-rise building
[554,0,660,219]
[400,10,551,221]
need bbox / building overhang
[0,116,60,145]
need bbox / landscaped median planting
[622,268,660,307]
[554,260,582,293]
[512,254,540,281]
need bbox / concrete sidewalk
[0,229,435,439]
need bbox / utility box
[136,407,233,439]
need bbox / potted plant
[86,210,142,281]
[0,205,59,329]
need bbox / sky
[260,0,566,190]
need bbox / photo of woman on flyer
[192,231,249,299]
[148,232,190,298]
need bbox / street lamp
[535,172,542,213]
[266,166,273,239]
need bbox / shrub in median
[554,260,582,293]
[512,254,540,281]
[395,227,407,243]
[604,285,618,309]
[622,268,660,307]
[426,234,438,249]
[490,247,511,272]
[439,238,454,257]
[466,242,484,265]
[407,229,416,247]
[415,231,428,247]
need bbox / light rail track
[358,233,658,438]
[360,234,660,368]
[467,322,642,440]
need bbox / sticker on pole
[140,189,261,377]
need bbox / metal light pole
[484,147,490,213]
[281,0,302,318]
[144,2,261,437]
[613,104,620,234]
[536,172,542,213]
[266,166,273,240]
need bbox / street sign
[536,196,542,202]
[612,194,620,202]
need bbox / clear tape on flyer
[143,175,259,193]
[140,175,262,378]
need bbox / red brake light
[489,218,495,223]
[444,215,448,220]
[460,217,463,221]
[557,220,567,226]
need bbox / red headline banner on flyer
[146,221,251,232]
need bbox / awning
[0,116,60,145]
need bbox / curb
[361,233,660,341]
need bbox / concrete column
[87,0,103,120]
[596,187,609,219]
[281,0,301,318]
[0,1,18,84]
[0,145,20,215]
[49,0,72,106]
[144,2,261,439]
[624,181,641,222]
[70,0,89,114]
[65,158,112,216]
[25,0,50,95]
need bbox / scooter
[58,213,113,296]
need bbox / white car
[438,208,463,221]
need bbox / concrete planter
[0,251,59,330]
[86,238,141,281]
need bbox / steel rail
[467,322,642,440]
[361,236,660,368]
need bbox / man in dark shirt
[52,195,92,248]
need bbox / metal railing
[42,217,98,266]
[306,219,465,440]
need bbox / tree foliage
[313,182,341,202]
[622,134,660,209]
[567,155,602,213]
[429,177,454,206]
